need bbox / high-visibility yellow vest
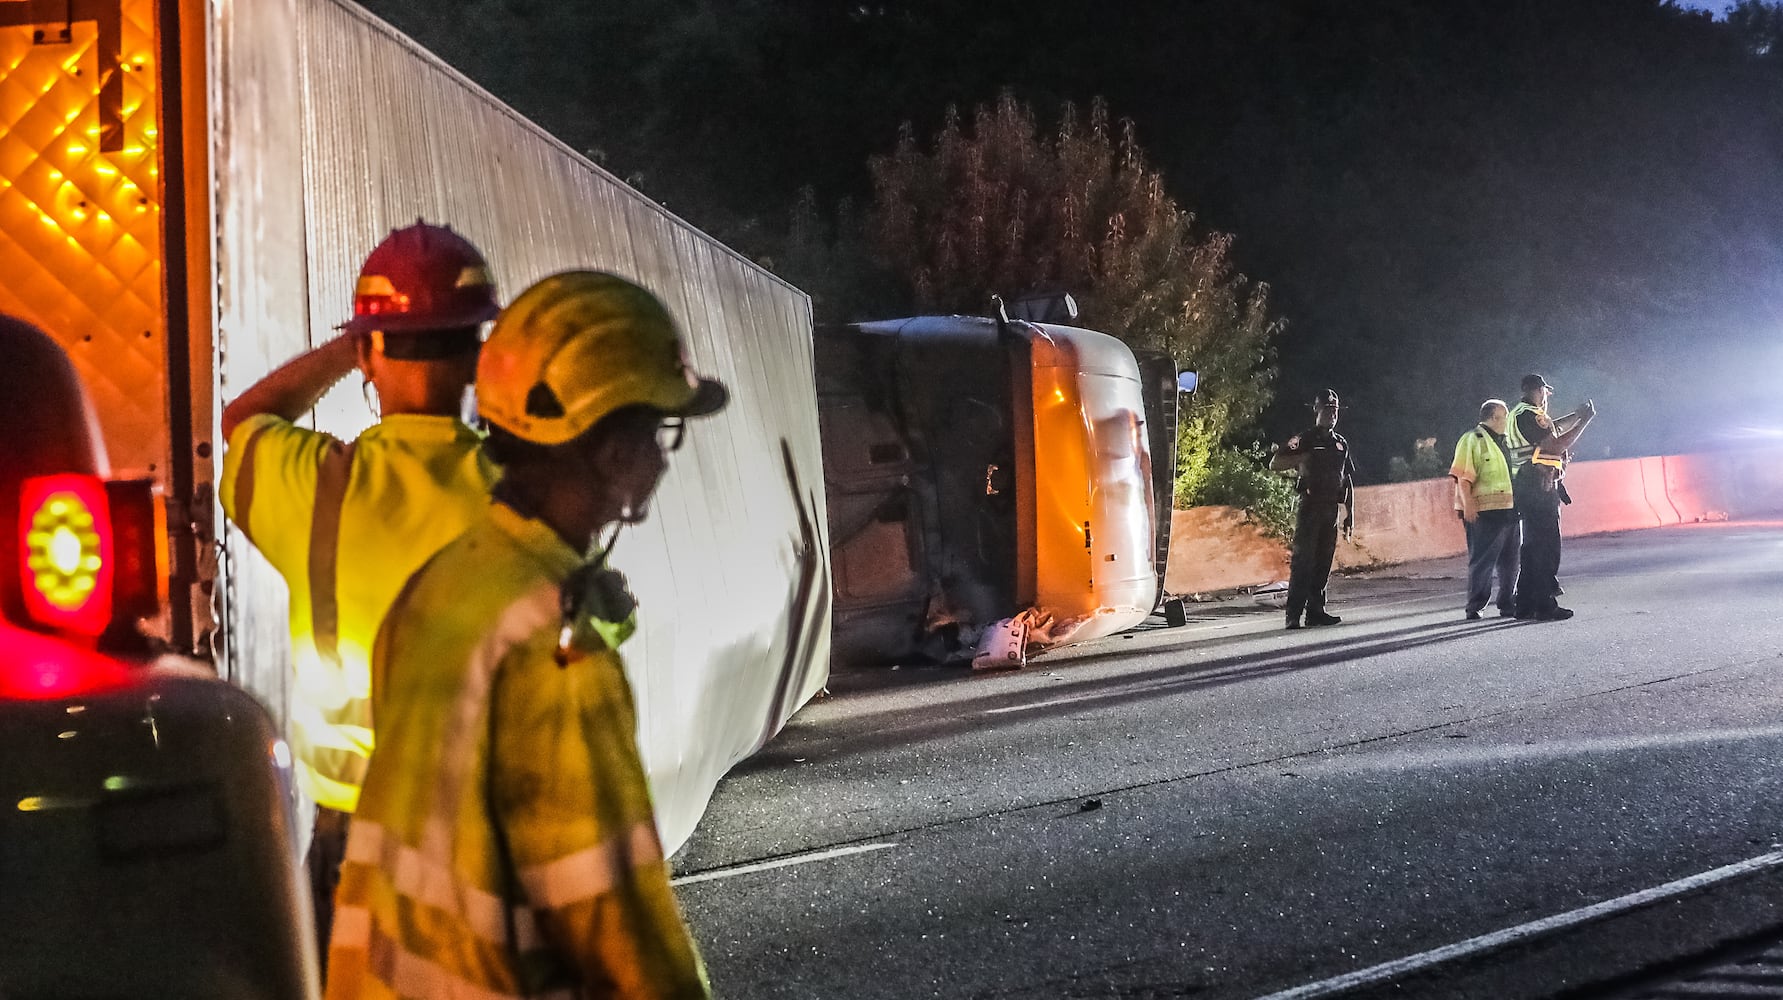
[218,413,496,813]
[1449,426,1515,511]
[325,503,709,1000]
[1505,402,1565,471]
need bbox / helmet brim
[337,300,501,335]
[674,377,729,418]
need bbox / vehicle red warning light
[0,621,132,700]
[19,474,114,638]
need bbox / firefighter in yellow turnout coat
[326,272,723,999]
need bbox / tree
[1728,0,1783,58]
[864,93,1282,499]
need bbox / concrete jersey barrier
[1165,446,1783,595]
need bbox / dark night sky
[365,0,1783,479]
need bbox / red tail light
[19,474,114,637]
[17,475,160,641]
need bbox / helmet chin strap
[591,520,622,564]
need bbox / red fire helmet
[340,220,500,335]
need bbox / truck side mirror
[1177,370,1199,395]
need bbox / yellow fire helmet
[478,271,729,445]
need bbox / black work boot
[1285,613,1303,630]
[1535,605,1575,621]
[1305,611,1342,627]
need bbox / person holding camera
[1506,374,1596,621]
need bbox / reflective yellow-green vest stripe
[1506,402,1565,470]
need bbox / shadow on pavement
[825,597,1474,698]
[740,617,1530,772]
[1043,598,1470,666]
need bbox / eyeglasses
[656,418,687,453]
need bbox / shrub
[1180,445,1299,542]
[1387,436,1447,483]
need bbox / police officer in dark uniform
[1509,374,1596,621]
[1271,389,1356,630]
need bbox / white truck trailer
[0,0,830,853]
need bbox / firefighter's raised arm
[220,333,360,441]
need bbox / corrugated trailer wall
[210,0,310,754]
[211,0,830,851]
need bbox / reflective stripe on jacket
[324,503,709,1000]
[1449,425,1516,511]
[218,412,496,812]
[1505,402,1565,470]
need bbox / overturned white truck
[0,0,827,852]
[819,305,1182,667]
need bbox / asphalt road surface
[673,523,1783,999]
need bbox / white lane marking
[983,696,1099,715]
[1252,849,1783,1000]
[1307,723,1783,775]
[672,842,899,886]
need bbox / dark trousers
[1286,501,1341,619]
[1464,509,1521,613]
[307,806,350,976]
[1515,506,1562,615]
